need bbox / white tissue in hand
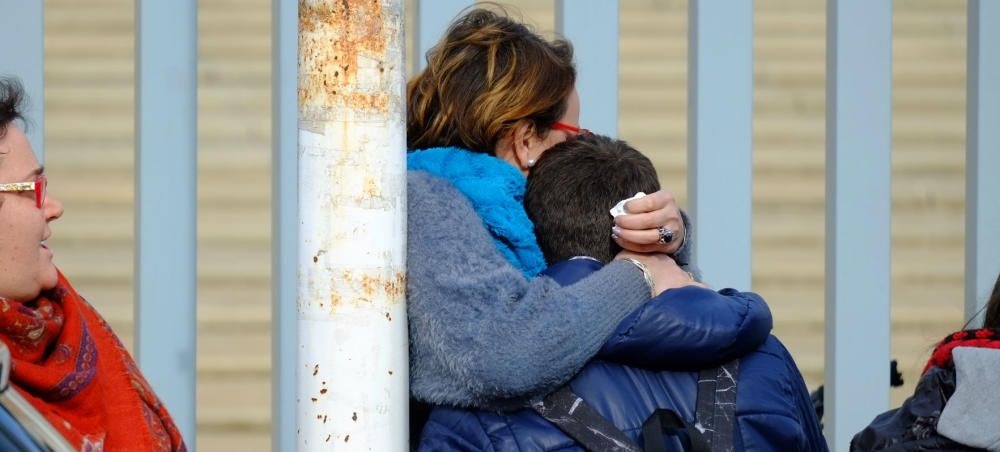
[609,192,647,218]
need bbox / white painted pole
[297,1,408,450]
[825,1,893,449]
[966,0,1000,326]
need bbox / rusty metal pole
[297,0,408,450]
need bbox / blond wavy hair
[407,7,575,154]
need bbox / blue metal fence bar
[556,0,619,137]
[135,0,198,447]
[687,0,753,291]
[0,2,44,160]
[271,0,298,450]
[966,0,1000,326]
[825,1,893,449]
[414,0,474,73]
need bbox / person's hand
[616,251,702,295]
[612,189,685,255]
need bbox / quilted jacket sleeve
[596,286,774,370]
[542,260,773,371]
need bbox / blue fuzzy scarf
[408,147,546,278]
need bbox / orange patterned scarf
[0,271,186,451]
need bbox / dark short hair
[525,134,660,264]
[0,77,26,139]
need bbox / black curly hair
[985,273,1000,329]
[0,77,26,140]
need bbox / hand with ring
[656,226,674,245]
[611,189,685,255]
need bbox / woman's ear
[510,121,540,170]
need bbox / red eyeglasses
[0,174,47,208]
[551,121,592,139]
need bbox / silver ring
[657,226,673,245]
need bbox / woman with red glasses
[403,7,770,443]
[0,78,185,451]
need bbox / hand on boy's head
[613,189,685,255]
[615,251,701,295]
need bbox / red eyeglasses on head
[551,121,592,139]
[0,174,47,208]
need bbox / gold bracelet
[620,258,656,297]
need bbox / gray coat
[406,171,693,410]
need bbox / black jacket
[852,329,1000,451]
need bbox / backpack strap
[641,408,709,452]
[535,359,740,452]
[694,359,740,452]
[642,360,740,452]
[531,386,642,452]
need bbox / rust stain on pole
[384,272,405,298]
[299,0,392,116]
[330,269,406,307]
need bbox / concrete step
[46,111,271,140]
[751,206,964,247]
[45,59,271,88]
[764,282,966,326]
[107,336,270,379]
[621,87,964,116]
[49,206,271,245]
[45,147,269,171]
[197,431,269,452]
[44,13,132,35]
[52,242,270,285]
[622,115,965,146]
[46,84,272,115]
[199,60,271,86]
[46,168,270,208]
[618,35,963,62]
[199,406,269,435]
[199,9,270,31]
[616,7,909,39]
[751,243,964,284]
[752,147,964,176]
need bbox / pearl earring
[527,159,536,168]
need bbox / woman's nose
[44,194,64,222]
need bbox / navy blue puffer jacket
[418,259,827,451]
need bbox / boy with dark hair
[418,134,826,451]
[525,134,662,264]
